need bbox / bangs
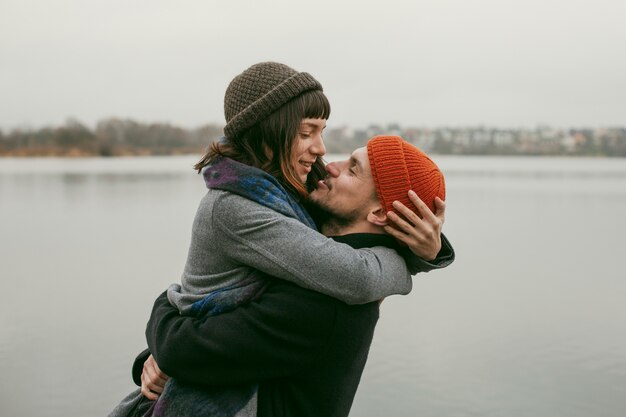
[299,90,331,120]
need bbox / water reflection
[1,156,625,417]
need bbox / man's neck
[321,220,384,237]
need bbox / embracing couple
[109,61,454,417]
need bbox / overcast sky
[1,0,625,130]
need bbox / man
[132,136,453,417]
[308,135,446,242]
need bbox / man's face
[308,146,378,224]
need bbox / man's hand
[383,191,445,261]
[141,354,170,401]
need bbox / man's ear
[367,207,388,227]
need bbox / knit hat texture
[367,135,445,218]
[223,62,323,139]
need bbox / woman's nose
[311,134,326,156]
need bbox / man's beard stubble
[302,197,362,236]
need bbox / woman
[110,62,451,417]
[166,62,424,317]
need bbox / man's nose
[325,162,340,177]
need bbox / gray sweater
[167,189,413,313]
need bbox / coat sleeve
[211,192,412,305]
[400,233,456,275]
[132,348,150,386]
[144,288,337,387]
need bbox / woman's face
[291,118,327,183]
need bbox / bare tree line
[2,118,626,157]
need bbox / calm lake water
[1,155,625,417]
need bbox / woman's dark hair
[194,90,331,197]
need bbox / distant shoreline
[2,118,625,157]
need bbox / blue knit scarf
[203,155,316,230]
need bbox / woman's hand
[140,354,170,401]
[384,191,445,261]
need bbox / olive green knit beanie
[223,62,324,139]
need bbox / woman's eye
[299,132,311,138]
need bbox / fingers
[391,199,422,227]
[144,357,169,388]
[403,191,443,234]
[434,197,446,224]
[140,355,169,400]
[385,191,444,261]
[393,191,442,230]
[141,377,159,401]
[407,190,439,223]
[146,373,168,393]
[147,355,170,382]
[383,224,410,245]
[141,371,165,400]
[385,212,431,248]
[386,210,418,238]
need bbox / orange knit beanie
[367,135,445,218]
